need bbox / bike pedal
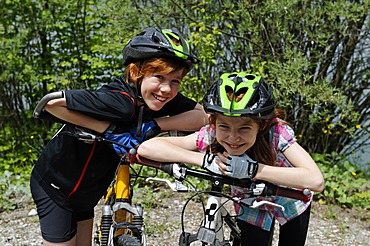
[197,226,216,244]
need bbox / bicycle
[33,91,149,246]
[33,92,311,246]
[132,155,311,246]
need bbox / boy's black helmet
[122,27,199,70]
[203,72,276,118]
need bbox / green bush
[0,169,32,212]
[313,152,369,209]
[0,126,39,211]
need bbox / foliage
[2,0,368,165]
[1,0,370,209]
[313,152,370,209]
[118,0,370,156]
[0,123,55,211]
[0,169,32,212]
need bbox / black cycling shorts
[30,176,94,243]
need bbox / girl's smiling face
[215,114,260,155]
[140,69,184,111]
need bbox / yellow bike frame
[105,164,132,237]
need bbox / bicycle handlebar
[33,91,64,118]
[134,155,311,203]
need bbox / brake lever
[146,177,194,192]
[70,127,99,143]
[76,128,98,139]
[250,200,285,212]
[238,197,285,212]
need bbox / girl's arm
[45,98,110,133]
[253,142,324,192]
[137,133,205,167]
[217,142,325,192]
[155,103,208,131]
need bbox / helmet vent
[225,86,248,103]
[153,36,161,44]
[225,85,233,95]
[249,94,260,107]
[245,74,256,80]
[234,88,248,102]
[167,34,181,46]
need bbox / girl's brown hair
[209,108,291,166]
[125,58,189,85]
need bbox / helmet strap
[135,105,144,139]
[129,79,144,105]
[136,61,145,103]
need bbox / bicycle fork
[198,195,224,243]
[97,164,146,246]
[179,194,226,246]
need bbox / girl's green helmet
[203,72,276,118]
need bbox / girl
[30,27,207,246]
[137,71,324,245]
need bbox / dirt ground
[0,189,369,246]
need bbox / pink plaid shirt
[195,118,312,231]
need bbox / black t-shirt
[32,75,197,212]
[65,76,196,123]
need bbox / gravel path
[0,191,369,246]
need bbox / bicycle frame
[95,158,146,246]
[138,155,310,246]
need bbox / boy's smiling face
[140,69,184,111]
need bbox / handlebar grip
[274,186,311,203]
[134,155,173,175]
[33,91,64,118]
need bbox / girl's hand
[202,152,223,175]
[217,152,259,179]
[215,152,230,173]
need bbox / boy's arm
[45,98,110,133]
[155,103,208,131]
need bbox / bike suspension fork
[99,204,113,245]
[114,164,132,236]
[113,164,145,242]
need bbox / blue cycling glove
[103,121,160,155]
[130,120,161,142]
[103,132,140,155]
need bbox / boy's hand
[130,121,161,142]
[103,120,161,155]
[103,132,140,155]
